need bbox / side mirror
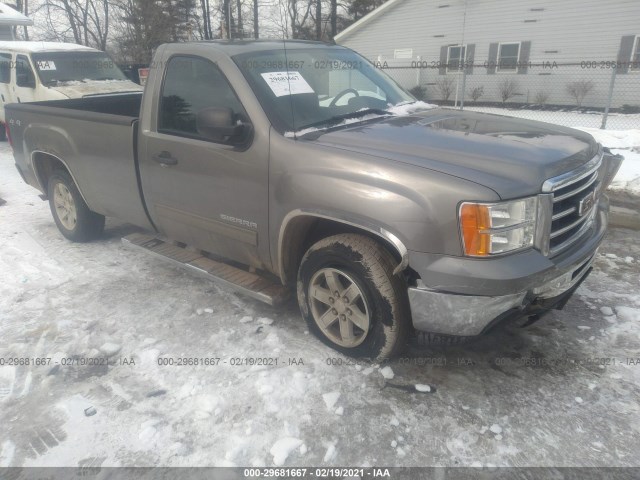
[197,106,247,143]
[17,72,35,89]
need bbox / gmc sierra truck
[6,40,623,360]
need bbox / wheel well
[32,152,67,196]
[280,215,403,285]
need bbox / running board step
[122,233,289,306]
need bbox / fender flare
[277,209,409,284]
[31,150,92,208]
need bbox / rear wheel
[297,234,409,360]
[0,124,7,141]
[48,169,105,242]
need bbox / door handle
[153,151,178,166]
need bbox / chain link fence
[378,60,640,130]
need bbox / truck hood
[309,109,599,199]
[50,80,143,98]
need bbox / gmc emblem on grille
[578,191,595,216]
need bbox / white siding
[338,0,640,108]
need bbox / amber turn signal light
[460,203,491,256]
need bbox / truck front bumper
[407,197,608,336]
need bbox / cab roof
[164,39,342,56]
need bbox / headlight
[459,197,538,256]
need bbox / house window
[631,36,640,71]
[447,45,466,72]
[497,43,521,72]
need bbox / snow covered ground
[464,106,640,132]
[576,128,640,196]
[1,134,640,468]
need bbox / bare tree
[36,0,110,49]
[566,80,594,107]
[266,0,291,38]
[330,0,336,37]
[199,0,213,39]
[236,0,243,37]
[222,0,231,38]
[253,0,259,38]
[534,90,550,105]
[498,78,519,103]
[283,0,313,39]
[315,0,321,40]
[436,77,454,102]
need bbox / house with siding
[335,0,640,108]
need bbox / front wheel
[48,169,105,242]
[297,234,410,360]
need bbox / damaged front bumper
[407,197,608,336]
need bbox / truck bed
[5,92,153,230]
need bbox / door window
[0,53,11,84]
[159,55,248,142]
[16,55,36,88]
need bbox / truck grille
[547,157,601,256]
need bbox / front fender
[269,132,499,278]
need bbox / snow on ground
[576,128,640,196]
[577,128,640,151]
[464,106,640,132]
[1,137,640,468]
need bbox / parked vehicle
[6,40,623,359]
[0,41,142,140]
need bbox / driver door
[138,54,270,271]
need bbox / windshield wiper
[296,108,391,132]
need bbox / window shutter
[487,43,498,74]
[517,41,531,74]
[617,35,636,74]
[465,44,475,74]
[439,46,448,75]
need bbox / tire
[0,124,7,142]
[48,169,105,242]
[297,234,410,360]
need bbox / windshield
[234,47,415,134]
[31,51,129,86]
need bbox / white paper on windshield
[260,71,314,97]
[36,60,57,71]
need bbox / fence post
[416,56,421,89]
[601,67,617,129]
[460,69,467,110]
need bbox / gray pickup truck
[6,40,623,360]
